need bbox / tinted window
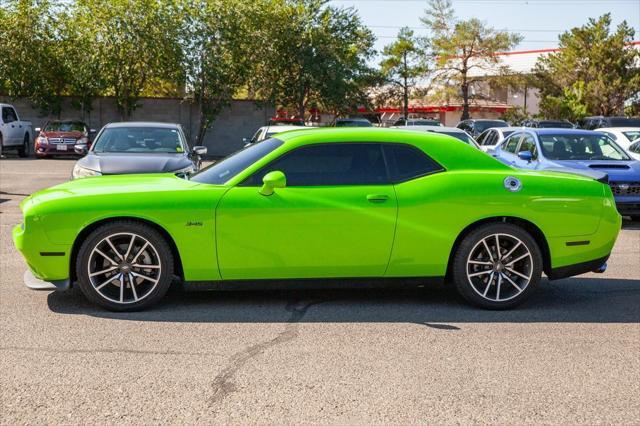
[482,131,497,146]
[2,107,17,122]
[519,135,538,158]
[622,131,640,142]
[192,138,283,185]
[475,120,508,133]
[44,121,87,132]
[608,117,640,127]
[242,143,387,186]
[503,134,521,153]
[433,131,476,145]
[383,144,443,183]
[629,142,640,154]
[539,133,630,161]
[93,127,185,153]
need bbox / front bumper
[23,270,70,291]
[36,143,80,156]
[13,223,71,284]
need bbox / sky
[329,0,640,57]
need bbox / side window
[383,144,443,183]
[395,119,406,126]
[476,131,487,144]
[519,135,538,158]
[2,107,17,123]
[242,143,387,186]
[485,131,497,146]
[503,134,521,153]
[629,142,640,154]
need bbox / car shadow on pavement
[47,277,640,325]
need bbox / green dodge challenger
[13,128,621,311]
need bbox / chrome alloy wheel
[466,233,533,302]
[87,232,162,304]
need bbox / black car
[72,122,207,179]
[334,117,373,127]
[456,119,508,138]
[522,119,574,129]
[577,116,640,130]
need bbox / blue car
[494,128,640,220]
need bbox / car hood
[543,159,640,181]
[77,152,192,175]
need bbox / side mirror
[192,145,207,156]
[74,144,88,155]
[518,151,533,162]
[260,170,286,196]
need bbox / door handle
[367,194,389,203]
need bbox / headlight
[36,136,48,145]
[72,164,101,179]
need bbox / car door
[216,143,398,280]
[1,106,20,145]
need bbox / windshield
[538,121,573,129]
[539,133,630,161]
[92,127,185,153]
[476,121,507,132]
[191,138,284,185]
[44,121,86,132]
[622,131,640,142]
[609,118,640,127]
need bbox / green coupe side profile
[13,128,621,311]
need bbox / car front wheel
[76,221,174,311]
[452,223,543,309]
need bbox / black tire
[451,223,543,309]
[75,220,174,311]
[17,134,29,157]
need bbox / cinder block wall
[0,96,275,157]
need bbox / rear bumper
[547,255,610,280]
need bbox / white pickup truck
[0,103,33,157]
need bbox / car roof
[468,119,507,122]
[336,117,369,121]
[105,121,180,129]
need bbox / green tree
[0,0,68,115]
[73,0,184,120]
[180,0,257,144]
[251,0,376,118]
[380,27,428,120]
[533,14,640,118]
[422,0,522,120]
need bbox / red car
[35,120,94,158]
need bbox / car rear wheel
[76,221,174,311]
[17,134,29,157]
[452,223,542,309]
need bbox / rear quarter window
[383,144,444,183]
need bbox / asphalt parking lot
[1,157,639,424]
